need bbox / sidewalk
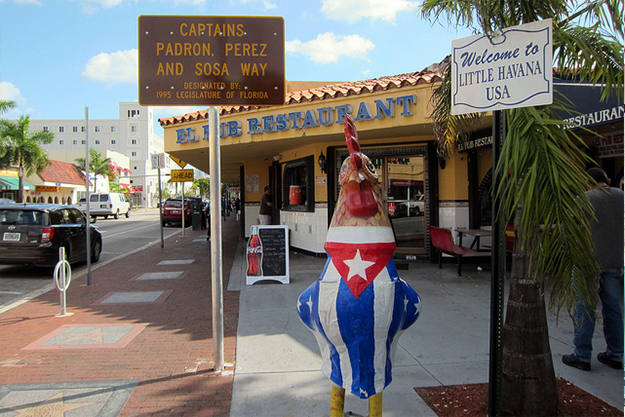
[229,246,623,416]
[0,215,622,416]
[0,219,241,416]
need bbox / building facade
[159,68,623,259]
[29,102,175,207]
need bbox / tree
[75,148,114,193]
[419,1,623,415]
[0,100,15,115]
[193,177,211,198]
[0,115,53,203]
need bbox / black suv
[0,204,103,267]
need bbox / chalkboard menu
[246,225,290,285]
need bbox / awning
[0,176,34,190]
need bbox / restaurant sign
[138,15,285,106]
[451,19,552,115]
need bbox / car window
[69,208,86,225]
[165,200,182,208]
[90,195,99,202]
[99,195,109,202]
[49,211,63,225]
[58,209,73,225]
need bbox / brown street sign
[138,15,285,106]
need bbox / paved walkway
[0,215,622,416]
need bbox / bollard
[54,247,74,317]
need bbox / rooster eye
[367,162,376,174]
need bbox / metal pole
[209,106,224,372]
[181,183,185,236]
[85,107,92,285]
[158,166,164,248]
[488,110,506,416]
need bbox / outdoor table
[454,228,492,251]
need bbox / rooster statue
[297,115,421,416]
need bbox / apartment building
[29,102,174,207]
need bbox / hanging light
[318,151,327,173]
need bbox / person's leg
[598,270,624,362]
[572,297,596,362]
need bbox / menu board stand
[246,225,290,285]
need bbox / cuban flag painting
[298,115,421,400]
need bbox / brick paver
[0,217,241,416]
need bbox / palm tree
[419,1,623,415]
[0,115,53,203]
[0,100,15,115]
[75,148,114,193]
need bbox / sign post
[451,19,552,416]
[138,15,285,374]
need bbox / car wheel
[162,221,167,227]
[104,215,108,219]
[125,210,130,218]
[91,239,102,263]
[114,210,119,220]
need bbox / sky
[0,0,473,136]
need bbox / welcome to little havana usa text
[457,41,544,101]
[150,22,272,101]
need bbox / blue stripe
[336,278,376,397]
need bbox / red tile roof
[158,68,443,126]
[38,160,87,186]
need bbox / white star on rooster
[344,250,375,281]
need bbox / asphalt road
[0,208,186,312]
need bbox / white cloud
[321,0,418,23]
[231,0,277,9]
[0,81,32,117]
[286,32,374,64]
[82,49,138,86]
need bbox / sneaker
[562,354,591,371]
[597,352,623,369]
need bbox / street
[0,208,182,312]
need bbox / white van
[86,193,131,219]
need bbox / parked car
[0,204,102,267]
[0,198,15,205]
[82,193,131,219]
[161,198,193,227]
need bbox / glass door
[385,156,427,253]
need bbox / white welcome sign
[451,19,553,115]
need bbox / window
[95,126,101,132]
[81,140,86,144]
[110,126,116,132]
[131,125,138,133]
[59,140,64,145]
[128,109,140,118]
[282,156,314,212]
[43,126,49,131]
[111,139,116,144]
[131,139,137,145]
[81,126,86,132]
[73,140,78,145]
[58,126,64,133]
[131,152,137,157]
[73,126,78,133]
[95,140,100,145]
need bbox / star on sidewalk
[344,250,375,281]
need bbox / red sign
[138,16,285,106]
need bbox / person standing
[563,167,624,371]
[259,185,273,225]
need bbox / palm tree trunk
[18,164,25,203]
[501,207,558,416]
